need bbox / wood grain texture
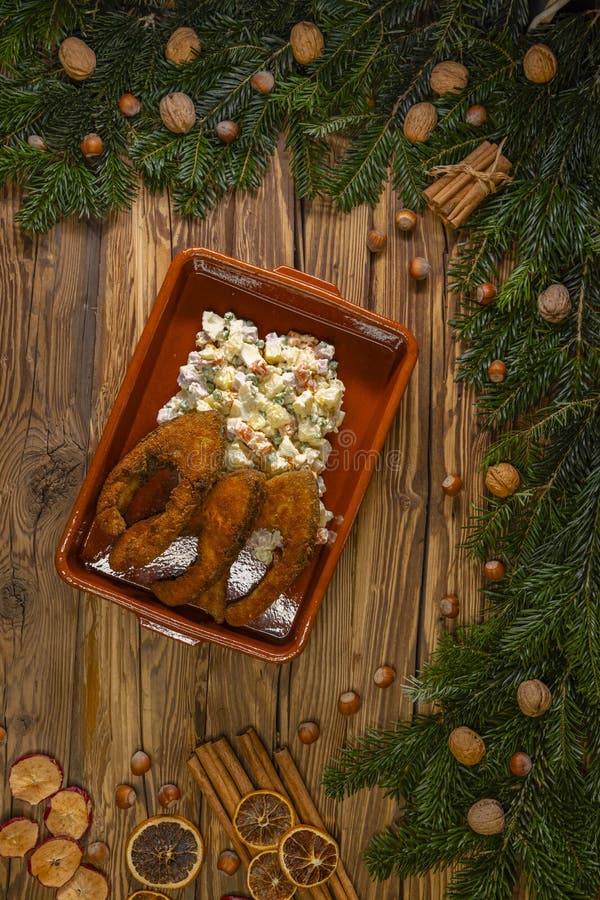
[0,153,491,900]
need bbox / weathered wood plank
[0,184,100,899]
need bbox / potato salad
[157,311,345,543]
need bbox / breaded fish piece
[224,470,320,628]
[99,411,226,571]
[150,470,266,607]
[193,575,228,624]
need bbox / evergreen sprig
[1,1,599,897]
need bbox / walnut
[467,799,505,835]
[159,93,196,134]
[448,727,486,765]
[523,44,557,84]
[537,283,571,323]
[165,27,200,64]
[58,36,96,82]
[403,102,438,143]
[485,462,520,498]
[517,679,552,717]
[430,61,469,95]
[290,21,325,65]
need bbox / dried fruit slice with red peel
[9,753,63,804]
[126,815,204,889]
[28,835,83,887]
[56,865,109,899]
[45,786,93,839]
[0,816,39,857]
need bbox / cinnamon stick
[213,736,254,796]
[236,729,333,900]
[274,747,359,900]
[428,142,497,210]
[186,753,252,867]
[447,155,512,227]
[423,141,493,204]
[196,742,240,819]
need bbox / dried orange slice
[126,814,204,890]
[278,825,339,887]
[233,790,295,850]
[127,892,170,900]
[247,849,297,900]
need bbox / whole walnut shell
[485,463,520,498]
[290,21,325,65]
[430,61,469,95]
[517,679,552,717]
[159,93,196,134]
[467,799,505,835]
[58,36,96,81]
[537,283,571,323]
[403,102,438,143]
[523,44,557,84]
[448,727,486,766]
[165,27,200,64]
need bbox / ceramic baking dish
[56,249,418,662]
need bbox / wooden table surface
[0,143,485,899]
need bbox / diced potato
[214,365,236,390]
[265,403,292,429]
[202,310,226,340]
[292,390,314,416]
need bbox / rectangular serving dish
[56,249,418,662]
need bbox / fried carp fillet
[224,470,320,627]
[149,470,266,607]
[95,411,226,571]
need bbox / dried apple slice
[9,753,63,804]
[0,817,39,857]
[45,786,93,840]
[28,835,83,887]
[56,865,109,899]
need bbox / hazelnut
[442,474,463,496]
[27,134,47,150]
[403,102,437,143]
[439,594,459,619]
[158,783,181,807]
[484,559,505,581]
[467,799,505,835]
[448,726,485,765]
[409,256,431,280]
[0,725,6,744]
[159,92,196,134]
[476,282,497,304]
[523,43,557,84]
[297,721,320,744]
[216,120,240,143]
[366,229,386,253]
[217,848,241,875]
[485,463,520,498]
[395,209,417,232]
[488,360,507,383]
[80,133,103,158]
[84,841,109,865]
[130,749,151,776]
[517,679,552,717]
[58,36,96,81]
[338,690,361,716]
[165,26,200,65]
[373,665,396,688]
[429,61,469,95]
[537,283,571,323]
[465,104,487,126]
[115,784,136,809]
[118,92,141,117]
[290,21,325,66]
[510,751,532,776]
[251,70,275,94]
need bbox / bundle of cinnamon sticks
[423,140,512,228]
[187,727,358,900]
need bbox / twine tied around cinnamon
[423,139,513,227]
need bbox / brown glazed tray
[55,249,418,662]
